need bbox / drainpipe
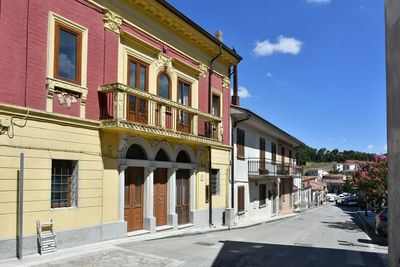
[231,115,250,209]
[208,45,222,227]
[18,153,24,260]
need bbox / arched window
[126,144,147,160]
[158,73,170,99]
[176,150,191,163]
[155,149,170,162]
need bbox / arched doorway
[125,144,147,232]
[176,150,191,225]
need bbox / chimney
[214,30,223,42]
[231,64,239,106]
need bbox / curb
[353,208,375,233]
[143,213,298,242]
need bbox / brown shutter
[237,129,245,158]
[271,142,276,163]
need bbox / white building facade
[230,105,303,225]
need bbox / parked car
[336,194,349,206]
[346,197,358,206]
[327,194,337,202]
[375,208,388,237]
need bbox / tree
[352,155,388,212]
[342,178,354,194]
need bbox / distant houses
[303,160,369,194]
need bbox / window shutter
[237,129,245,158]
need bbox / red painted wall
[0,0,104,119]
[0,0,29,107]
[0,0,232,140]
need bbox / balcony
[248,159,294,178]
[98,83,222,144]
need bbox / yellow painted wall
[100,131,119,224]
[196,147,230,211]
[0,113,106,239]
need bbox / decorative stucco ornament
[103,9,123,34]
[57,91,78,109]
[198,63,208,78]
[222,76,231,89]
[155,53,173,72]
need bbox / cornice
[172,58,201,77]
[121,30,161,55]
[0,103,100,130]
[102,0,239,67]
[100,119,225,147]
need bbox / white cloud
[384,144,387,152]
[238,86,251,98]
[307,0,331,3]
[367,144,374,151]
[253,36,303,56]
[230,86,252,99]
[342,138,347,143]
[267,72,273,77]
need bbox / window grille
[51,160,78,208]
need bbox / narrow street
[8,204,386,267]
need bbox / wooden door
[124,167,144,232]
[176,169,190,225]
[259,138,265,174]
[154,168,168,226]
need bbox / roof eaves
[154,0,243,61]
[231,105,304,146]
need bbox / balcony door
[259,138,265,174]
[177,80,191,133]
[127,57,148,124]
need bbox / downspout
[208,44,222,227]
[231,114,250,209]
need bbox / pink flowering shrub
[352,155,388,210]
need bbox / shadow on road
[212,240,386,267]
[333,205,386,246]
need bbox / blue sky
[168,0,386,154]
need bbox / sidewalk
[356,209,376,233]
[0,213,297,267]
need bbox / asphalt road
[28,204,388,267]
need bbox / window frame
[127,56,149,91]
[237,128,245,159]
[53,21,83,85]
[211,93,220,117]
[157,71,172,100]
[177,78,191,106]
[51,159,78,209]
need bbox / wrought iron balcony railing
[248,159,294,177]
[98,83,222,142]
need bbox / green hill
[303,162,335,173]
